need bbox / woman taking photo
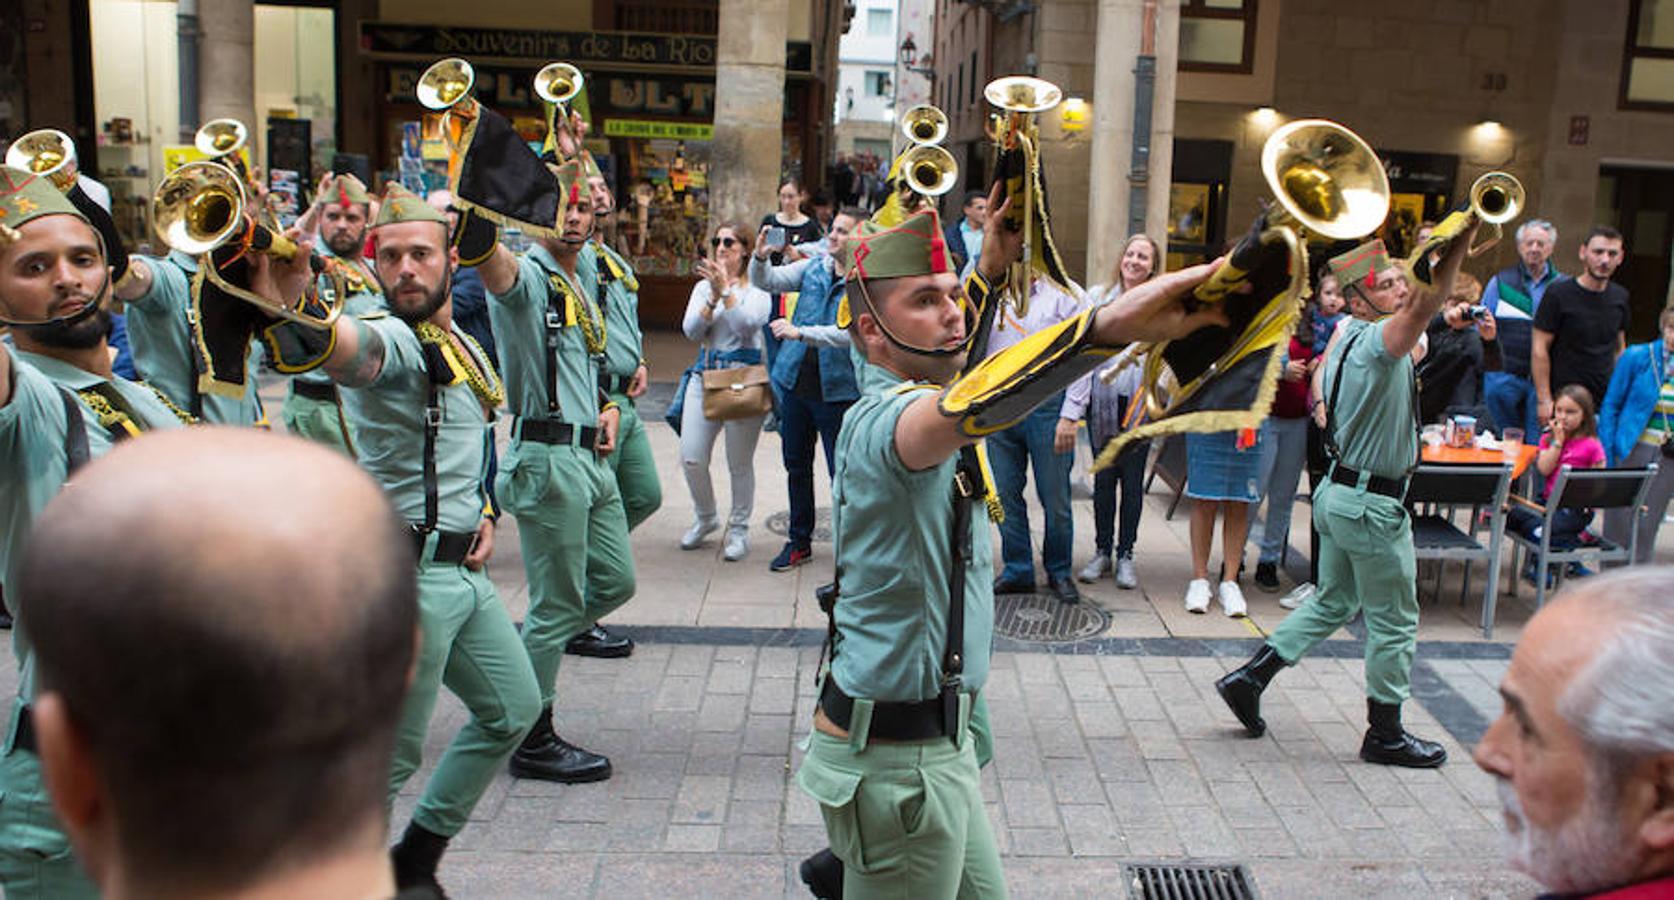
[675,222,772,560]
[758,179,825,265]
[1057,234,1163,590]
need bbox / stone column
[197,0,254,132]
[710,0,789,229]
[1086,0,1179,284]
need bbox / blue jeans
[1256,417,1309,565]
[1484,371,1539,438]
[1091,434,1147,558]
[988,399,1074,582]
[778,389,851,548]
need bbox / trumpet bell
[1260,119,1390,241]
[153,162,246,256]
[983,76,1063,113]
[534,62,583,106]
[418,57,476,110]
[195,119,248,159]
[1470,171,1523,224]
[900,144,959,197]
[4,129,79,192]
[900,104,948,145]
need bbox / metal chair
[1507,463,1660,610]
[1405,462,1514,638]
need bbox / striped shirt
[1641,374,1674,448]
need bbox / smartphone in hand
[765,225,787,248]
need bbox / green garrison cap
[548,158,587,209]
[1326,238,1392,292]
[0,165,87,237]
[320,172,372,207]
[836,208,953,328]
[373,182,448,229]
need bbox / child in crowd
[1310,271,1346,355]
[1507,384,1606,578]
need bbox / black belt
[292,380,339,402]
[13,704,35,754]
[599,372,634,395]
[516,418,600,449]
[819,679,972,742]
[410,528,477,565]
[1328,462,1408,500]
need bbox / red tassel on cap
[928,230,949,274]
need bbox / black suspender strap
[58,388,90,475]
[543,283,565,416]
[1322,328,1365,464]
[942,443,978,736]
[420,377,441,534]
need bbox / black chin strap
[851,274,978,359]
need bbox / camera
[1467,304,1490,321]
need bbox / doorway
[1597,164,1674,340]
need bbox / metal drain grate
[764,508,832,543]
[993,593,1111,643]
[1123,862,1258,900]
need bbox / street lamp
[898,35,935,80]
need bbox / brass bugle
[1465,171,1524,257]
[195,118,248,159]
[534,62,583,107]
[900,105,947,145]
[151,162,341,329]
[418,57,477,111]
[899,143,958,197]
[5,129,79,192]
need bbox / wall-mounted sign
[360,21,813,74]
[1377,150,1459,197]
[1569,115,1590,145]
[603,119,714,141]
[387,64,717,119]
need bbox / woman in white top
[679,222,773,560]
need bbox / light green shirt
[125,251,266,424]
[486,244,602,427]
[592,243,644,380]
[1323,317,1420,480]
[295,247,384,386]
[338,315,491,533]
[829,362,994,703]
[1,349,185,698]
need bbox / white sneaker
[723,527,749,561]
[1078,553,1111,583]
[1279,582,1314,610]
[1219,581,1248,618]
[1114,555,1138,590]
[1184,578,1212,613]
[680,517,720,550]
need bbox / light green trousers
[606,394,663,531]
[280,388,353,454]
[0,713,97,898]
[797,697,1007,899]
[388,547,541,836]
[1267,480,1420,704]
[498,440,636,706]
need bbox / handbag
[701,364,773,421]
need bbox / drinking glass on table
[1501,426,1524,460]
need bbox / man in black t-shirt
[1532,225,1631,418]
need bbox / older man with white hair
[1473,566,1674,898]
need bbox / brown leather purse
[701,365,774,421]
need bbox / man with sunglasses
[796,192,1227,895]
[751,206,868,573]
[1216,231,1477,770]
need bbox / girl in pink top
[1509,384,1606,553]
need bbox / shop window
[866,70,892,97]
[1178,0,1257,74]
[867,8,893,37]
[1622,0,1674,109]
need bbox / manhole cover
[764,507,832,543]
[993,593,1111,643]
[1123,862,1258,900]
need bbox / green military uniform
[1266,311,1420,702]
[326,187,536,846]
[283,175,382,452]
[0,168,188,898]
[124,249,267,425]
[488,238,636,707]
[796,210,1006,898]
[590,241,661,529]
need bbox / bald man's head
[18,428,417,896]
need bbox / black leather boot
[564,623,634,658]
[508,706,613,783]
[799,847,843,899]
[390,821,450,898]
[1359,699,1447,768]
[1214,644,1287,737]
